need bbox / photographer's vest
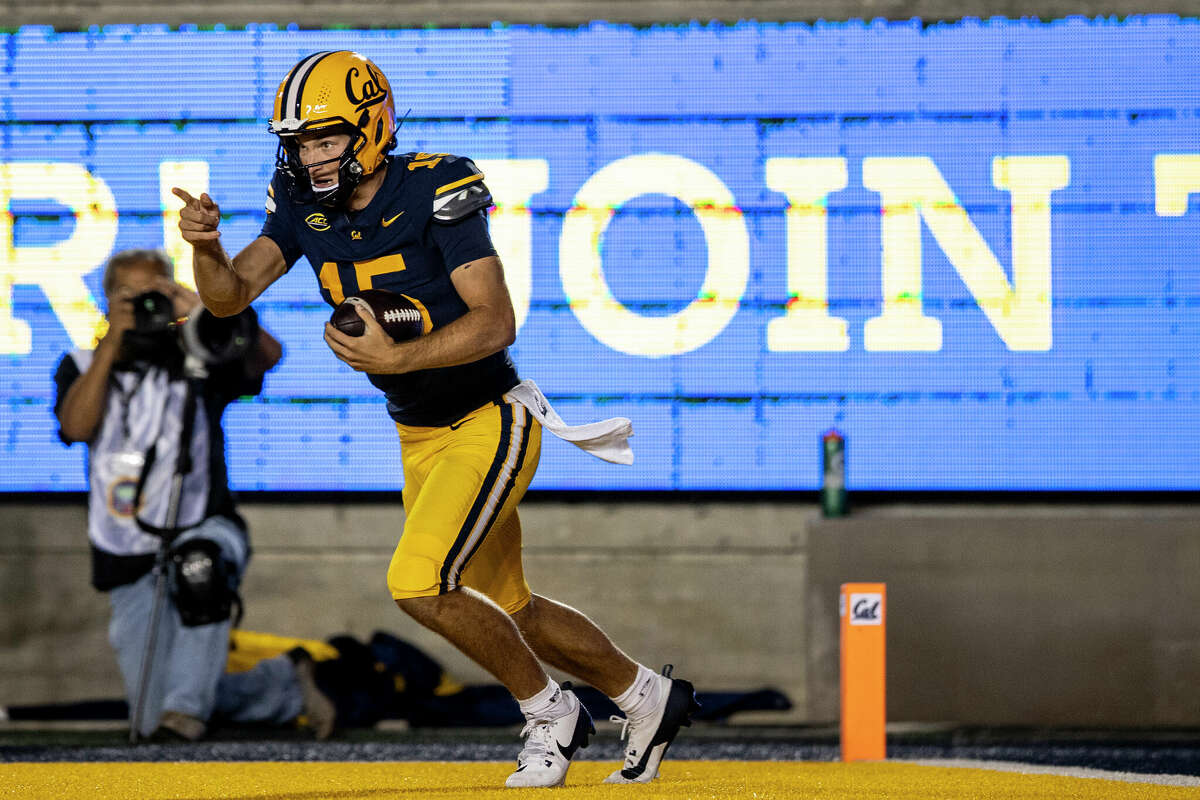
[56,349,250,591]
[69,349,214,558]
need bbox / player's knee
[393,587,472,634]
[392,592,437,619]
[385,548,442,602]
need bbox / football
[329,289,424,342]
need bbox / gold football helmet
[269,51,398,206]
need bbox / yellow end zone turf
[0,760,1191,800]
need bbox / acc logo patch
[306,212,331,231]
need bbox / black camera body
[132,289,176,334]
[118,290,178,366]
[119,290,257,371]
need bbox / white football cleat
[604,665,700,784]
[504,686,594,788]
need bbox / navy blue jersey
[261,152,519,426]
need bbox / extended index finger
[171,186,198,206]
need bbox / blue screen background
[2,18,1198,491]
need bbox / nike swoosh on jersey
[381,211,405,227]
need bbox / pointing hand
[172,187,222,246]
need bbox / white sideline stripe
[901,758,1200,787]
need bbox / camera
[120,290,257,370]
[118,290,177,365]
[131,290,176,335]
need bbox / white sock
[518,677,571,721]
[612,663,662,719]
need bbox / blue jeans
[107,516,304,736]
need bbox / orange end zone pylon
[840,582,886,761]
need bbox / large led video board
[2,18,1198,490]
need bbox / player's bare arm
[324,254,516,375]
[172,187,289,317]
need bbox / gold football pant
[387,398,541,614]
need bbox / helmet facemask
[275,126,367,208]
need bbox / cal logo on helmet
[305,212,331,231]
[345,61,389,133]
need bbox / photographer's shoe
[505,686,594,788]
[604,665,700,783]
[153,710,206,742]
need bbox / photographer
[53,248,333,741]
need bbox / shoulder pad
[428,155,493,223]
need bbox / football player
[175,51,697,787]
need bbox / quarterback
[175,51,697,787]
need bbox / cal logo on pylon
[849,592,883,625]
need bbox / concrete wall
[0,499,814,719]
[4,499,1200,727]
[806,505,1200,727]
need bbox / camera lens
[131,290,174,333]
[180,307,257,365]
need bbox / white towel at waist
[502,379,633,465]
